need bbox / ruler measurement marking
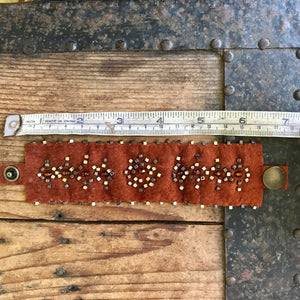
[4,111,300,138]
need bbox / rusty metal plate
[225,138,300,299]
[0,0,300,53]
[225,49,300,298]
[225,49,300,112]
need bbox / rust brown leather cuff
[0,141,288,206]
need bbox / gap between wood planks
[0,218,224,225]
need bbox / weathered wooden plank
[0,196,223,222]
[0,221,224,299]
[0,51,223,222]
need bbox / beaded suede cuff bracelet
[0,141,288,207]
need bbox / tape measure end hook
[3,114,22,137]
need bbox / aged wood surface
[0,51,223,222]
[0,51,224,300]
[0,221,224,299]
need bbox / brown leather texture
[0,142,288,206]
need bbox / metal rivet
[54,267,66,277]
[293,228,300,239]
[224,51,234,63]
[65,40,77,52]
[262,166,287,190]
[115,40,127,50]
[160,39,173,51]
[258,38,270,50]
[3,166,20,182]
[225,229,234,239]
[296,49,300,59]
[293,89,300,101]
[60,285,80,294]
[294,274,300,286]
[226,276,236,286]
[22,43,36,55]
[54,211,64,220]
[224,85,235,96]
[58,237,70,244]
[210,38,222,50]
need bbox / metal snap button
[263,166,287,190]
[3,166,20,182]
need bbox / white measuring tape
[3,111,300,138]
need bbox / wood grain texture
[0,221,224,299]
[0,51,223,222]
